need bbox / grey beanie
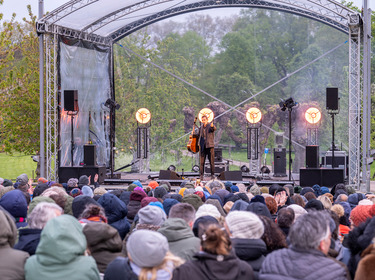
[225,210,264,239]
[78,175,89,186]
[16,174,28,186]
[138,205,167,226]
[67,178,78,188]
[127,230,169,268]
[82,185,94,198]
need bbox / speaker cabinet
[306,145,319,168]
[274,148,287,177]
[300,168,344,187]
[326,88,338,111]
[58,166,106,184]
[217,171,242,181]
[64,90,79,111]
[159,170,181,180]
[84,144,96,166]
[214,148,223,162]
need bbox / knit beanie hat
[67,178,78,189]
[247,202,272,218]
[82,186,94,198]
[321,187,330,194]
[185,181,195,189]
[312,184,322,197]
[205,198,226,217]
[154,186,167,199]
[170,193,183,202]
[130,190,147,202]
[131,180,143,188]
[78,175,89,186]
[260,187,269,194]
[33,183,50,198]
[215,189,230,203]
[141,197,158,208]
[195,204,221,220]
[27,196,56,215]
[225,210,264,239]
[16,173,28,186]
[2,179,13,187]
[138,205,167,226]
[127,230,169,268]
[70,188,82,198]
[163,198,179,216]
[182,194,203,211]
[37,177,48,184]
[305,199,324,211]
[350,205,373,227]
[231,185,239,193]
[300,187,314,196]
[250,185,261,196]
[358,199,373,206]
[148,201,164,212]
[224,181,233,189]
[237,193,250,203]
[93,187,107,196]
[294,186,302,194]
[251,195,266,205]
[148,181,159,189]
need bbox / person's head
[201,115,208,125]
[28,202,63,229]
[265,197,277,215]
[335,194,348,203]
[317,195,332,210]
[201,224,231,255]
[258,215,287,252]
[304,192,317,202]
[79,203,107,223]
[225,211,264,239]
[288,211,331,255]
[193,216,220,239]
[127,230,183,279]
[138,205,167,226]
[277,207,295,228]
[291,194,306,208]
[169,203,196,226]
[287,204,307,223]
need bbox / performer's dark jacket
[197,123,216,150]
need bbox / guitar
[187,117,199,154]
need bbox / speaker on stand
[306,145,319,168]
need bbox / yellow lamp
[136,108,151,124]
[305,107,321,124]
[198,108,214,123]
[246,108,262,124]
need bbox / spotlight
[279,98,296,111]
[167,165,176,172]
[135,108,151,124]
[246,108,262,124]
[240,165,250,173]
[198,108,214,123]
[305,107,321,124]
[260,165,270,174]
[192,165,200,172]
[105,98,120,110]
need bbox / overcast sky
[1,0,373,22]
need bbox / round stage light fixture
[246,107,262,124]
[136,108,151,124]
[167,165,176,172]
[240,165,250,173]
[192,165,200,172]
[198,108,214,123]
[305,107,321,124]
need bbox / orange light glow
[198,108,214,123]
[305,107,321,124]
[246,108,262,124]
[136,108,151,124]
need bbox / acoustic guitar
[187,117,199,153]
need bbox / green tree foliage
[0,4,40,154]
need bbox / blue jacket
[14,228,42,255]
[0,190,28,228]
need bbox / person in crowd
[126,189,147,224]
[258,215,287,255]
[192,215,219,238]
[276,207,295,236]
[158,203,200,261]
[0,189,28,228]
[225,211,267,279]
[0,209,29,280]
[79,203,108,224]
[291,194,305,208]
[287,204,307,223]
[104,230,183,280]
[264,197,277,222]
[15,202,63,255]
[172,224,254,280]
[24,214,100,280]
[83,222,123,273]
[354,236,375,279]
[259,211,350,280]
[197,114,216,180]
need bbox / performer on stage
[198,115,216,180]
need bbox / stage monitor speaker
[306,145,319,168]
[300,168,321,186]
[84,144,96,166]
[274,148,287,177]
[217,171,242,181]
[326,88,338,111]
[214,148,223,162]
[159,170,181,180]
[64,90,79,111]
[58,166,106,185]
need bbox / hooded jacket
[98,193,130,239]
[157,218,200,261]
[14,228,42,256]
[83,223,124,273]
[0,210,29,280]
[172,251,254,280]
[232,238,267,280]
[24,215,100,280]
[0,190,28,228]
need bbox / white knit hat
[287,204,307,223]
[225,210,264,239]
[195,204,221,220]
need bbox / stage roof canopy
[37,0,356,45]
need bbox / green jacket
[25,215,100,280]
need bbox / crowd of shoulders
[0,174,374,280]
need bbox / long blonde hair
[138,252,184,280]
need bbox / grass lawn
[0,152,37,181]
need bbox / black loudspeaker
[306,145,319,168]
[159,170,181,180]
[274,148,287,177]
[84,144,96,166]
[300,168,321,186]
[217,171,242,181]
[214,148,223,162]
[326,88,338,111]
[64,90,79,111]
[58,166,106,184]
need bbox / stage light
[279,98,296,111]
[240,165,250,173]
[167,165,176,172]
[305,107,321,124]
[136,108,151,124]
[192,165,200,172]
[246,107,262,124]
[105,98,120,110]
[198,108,214,123]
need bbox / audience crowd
[0,173,375,279]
